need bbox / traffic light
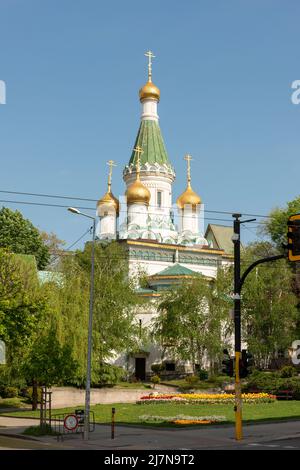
[240,350,254,378]
[287,214,300,262]
[222,349,234,377]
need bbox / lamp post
[68,207,96,440]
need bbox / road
[0,434,59,450]
[1,416,300,450]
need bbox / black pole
[233,214,241,354]
[232,213,242,440]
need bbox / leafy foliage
[0,207,50,269]
[43,241,142,386]
[152,270,232,371]
[260,196,300,250]
[21,327,77,387]
[0,249,46,350]
[241,242,298,368]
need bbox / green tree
[0,249,46,351]
[45,241,142,386]
[22,327,77,407]
[152,272,230,372]
[261,196,300,251]
[241,242,298,369]
[76,242,141,382]
[0,207,50,269]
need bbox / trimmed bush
[198,369,209,381]
[151,375,161,388]
[151,363,164,375]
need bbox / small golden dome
[139,80,160,102]
[176,184,201,210]
[97,190,119,216]
[126,179,151,206]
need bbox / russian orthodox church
[96,52,233,379]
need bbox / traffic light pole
[232,214,285,441]
[232,214,242,441]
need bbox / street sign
[63,414,78,431]
[0,341,6,364]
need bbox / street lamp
[68,207,96,440]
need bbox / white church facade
[95,52,234,379]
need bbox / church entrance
[135,357,146,381]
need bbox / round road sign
[63,414,78,431]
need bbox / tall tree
[0,207,50,269]
[45,241,142,386]
[0,249,46,351]
[261,195,300,251]
[241,242,298,369]
[152,271,231,372]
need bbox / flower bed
[137,392,276,405]
[139,414,226,425]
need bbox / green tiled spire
[129,120,171,168]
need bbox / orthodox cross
[184,154,193,185]
[133,146,143,178]
[144,50,155,82]
[106,159,117,190]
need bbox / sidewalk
[1,416,300,450]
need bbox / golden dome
[126,178,151,206]
[176,183,201,210]
[139,80,160,102]
[97,190,119,216]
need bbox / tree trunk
[32,380,38,411]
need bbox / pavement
[1,416,300,450]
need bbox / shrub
[97,363,125,386]
[23,424,58,436]
[151,375,161,388]
[0,386,19,398]
[279,366,298,378]
[151,363,164,375]
[185,375,199,385]
[198,369,209,381]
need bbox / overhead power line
[0,189,271,219]
[0,198,270,228]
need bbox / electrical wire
[0,197,270,227]
[0,189,271,219]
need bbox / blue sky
[0,0,299,248]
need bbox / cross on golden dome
[97,160,119,215]
[184,154,193,185]
[106,160,117,189]
[144,50,155,82]
[176,154,201,210]
[133,146,143,178]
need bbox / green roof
[152,263,198,277]
[205,224,234,254]
[129,120,171,167]
[136,287,157,294]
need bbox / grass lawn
[0,397,31,409]
[3,401,300,426]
